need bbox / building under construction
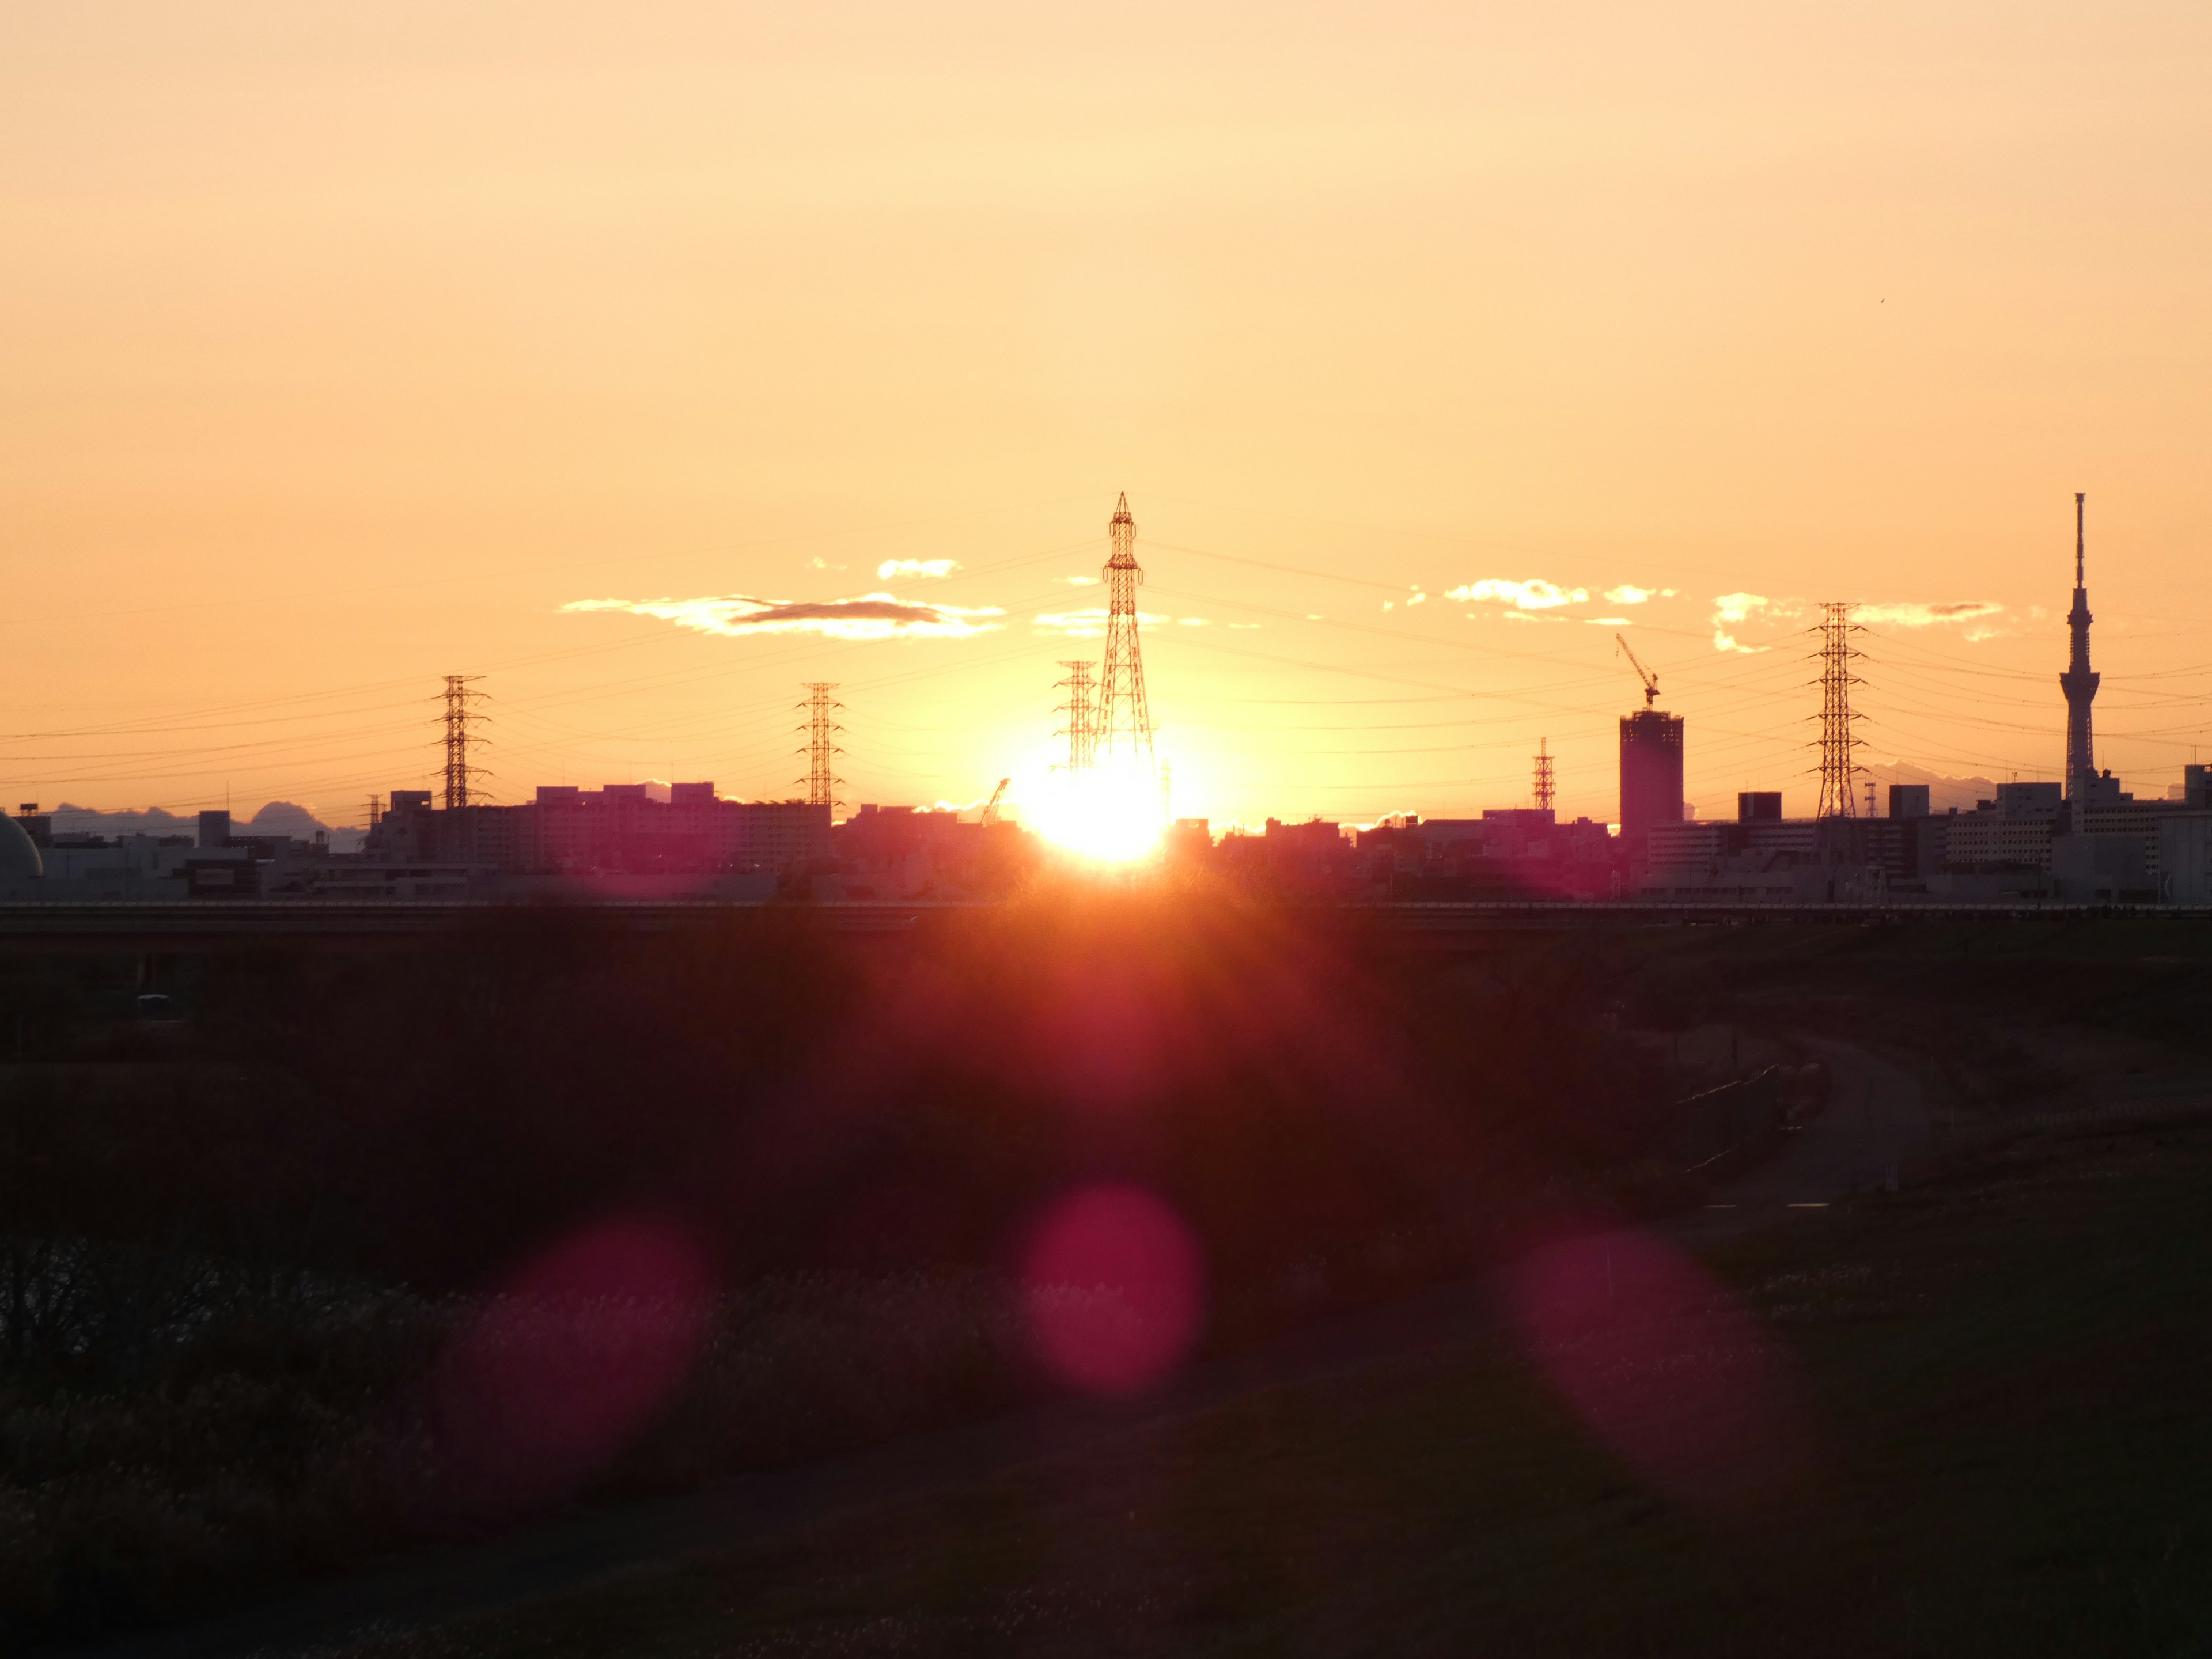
[1615,637,1684,859]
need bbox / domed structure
[0,813,43,883]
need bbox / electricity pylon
[797,682,844,809]
[1095,493,1154,769]
[1055,660,1096,773]
[440,675,488,809]
[1813,603,1865,818]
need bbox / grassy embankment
[18,910,2212,1650]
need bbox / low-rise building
[366,784,832,880]
[1641,810,1912,903]
[1355,810,1617,899]
[2157,814,2212,904]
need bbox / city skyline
[2,488,2199,835]
[5,3,2209,828]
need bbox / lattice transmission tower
[797,682,844,809]
[1812,602,1865,818]
[1095,493,1155,770]
[440,675,488,809]
[1533,738,1556,812]
[1055,660,1097,773]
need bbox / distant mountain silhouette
[47,801,366,851]
[242,801,331,841]
[47,803,196,839]
[1862,762,1998,814]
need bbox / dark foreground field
[17,907,2212,1654]
[2,893,1729,1646]
[300,1103,2212,1658]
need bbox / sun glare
[1032,760,1165,865]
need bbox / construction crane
[1615,633,1660,709]
[979,777,1010,826]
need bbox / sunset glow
[3,3,2209,829]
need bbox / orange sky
[4,2,2209,830]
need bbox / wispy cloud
[1702,593,2003,652]
[1858,599,2006,631]
[1447,578,1589,611]
[566,592,1004,641]
[1058,574,1099,586]
[1228,622,1262,631]
[876,558,958,581]
[1713,593,1770,623]
[1604,584,1675,605]
[1033,607,1170,638]
[1589,616,1635,626]
[1710,592,1775,653]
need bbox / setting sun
[1031,759,1166,865]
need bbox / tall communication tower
[2060,491,2100,801]
[440,675,487,809]
[1533,739,1556,813]
[1055,660,1097,772]
[797,682,844,809]
[1095,493,1155,769]
[1813,602,1865,818]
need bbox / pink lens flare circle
[1021,1184,1206,1396]
[432,1214,714,1514]
[1501,1228,1808,1510]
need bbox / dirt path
[69,1040,1930,1659]
[1680,1039,1929,1238]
